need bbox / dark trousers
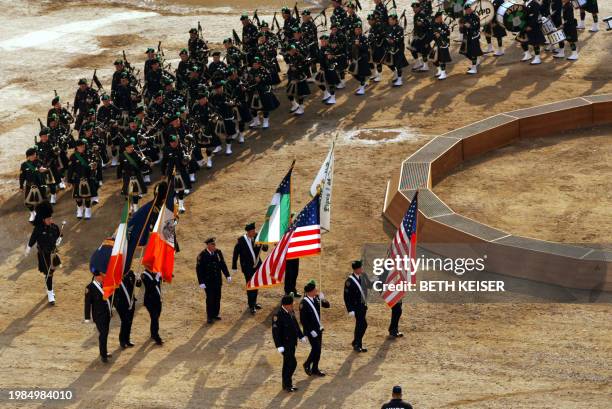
[282,345,297,388]
[284,270,298,295]
[389,302,402,335]
[353,307,368,348]
[145,302,161,340]
[205,283,222,320]
[244,273,258,309]
[116,305,135,345]
[95,316,110,357]
[305,333,322,371]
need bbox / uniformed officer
[299,280,330,377]
[138,269,164,345]
[84,270,112,362]
[232,222,268,314]
[25,201,62,305]
[344,260,369,352]
[381,385,414,409]
[272,294,307,392]
[114,269,136,349]
[196,237,231,324]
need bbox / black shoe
[293,292,302,298]
[303,362,312,376]
[101,353,112,362]
[207,319,214,324]
[250,308,256,315]
[390,332,404,338]
[214,316,221,321]
[312,370,326,377]
[153,337,164,345]
[255,304,262,310]
[284,386,298,393]
[125,341,135,347]
[353,346,368,353]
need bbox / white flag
[310,141,334,232]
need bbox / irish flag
[256,161,293,244]
[141,179,176,283]
[102,202,129,299]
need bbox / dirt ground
[0,0,611,408]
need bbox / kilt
[251,90,280,112]
[582,0,598,14]
[350,58,372,77]
[433,46,452,64]
[37,250,60,273]
[465,36,483,58]
[563,24,578,42]
[526,26,546,46]
[317,68,340,85]
[385,49,409,68]
[483,21,507,38]
[72,177,96,199]
[370,46,386,64]
[286,80,311,98]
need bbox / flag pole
[107,192,131,318]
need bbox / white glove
[348,311,355,317]
[277,347,285,354]
[310,330,318,338]
[24,245,31,256]
[300,337,308,344]
[319,291,325,300]
[226,276,232,284]
[56,237,62,246]
[199,283,206,289]
[83,319,90,323]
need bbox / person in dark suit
[113,269,136,348]
[196,237,231,324]
[381,385,413,409]
[232,222,267,314]
[284,214,300,297]
[272,295,306,392]
[299,280,331,377]
[138,269,164,345]
[344,260,369,352]
[84,270,112,362]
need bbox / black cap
[435,11,444,18]
[281,6,290,13]
[114,59,123,65]
[352,260,363,270]
[304,280,316,293]
[145,47,155,53]
[78,78,87,85]
[101,94,110,100]
[464,2,472,8]
[26,147,37,157]
[302,9,311,15]
[392,385,402,394]
[223,38,232,44]
[179,48,188,55]
[76,139,87,147]
[125,137,135,147]
[245,222,256,231]
[205,237,216,244]
[92,269,103,276]
[240,13,249,20]
[281,294,294,305]
[35,201,53,219]
[169,135,178,142]
[39,127,50,136]
[212,51,221,57]
[51,96,60,105]
[189,28,198,34]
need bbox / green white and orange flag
[255,161,294,244]
[102,202,129,299]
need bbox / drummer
[577,0,599,32]
[483,0,508,56]
[519,0,546,65]
[554,0,579,60]
[460,2,483,74]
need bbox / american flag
[247,226,296,290]
[287,194,321,259]
[382,191,418,308]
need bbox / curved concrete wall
[382,95,612,291]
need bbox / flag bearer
[196,237,231,324]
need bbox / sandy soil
[436,126,612,245]
[0,0,611,408]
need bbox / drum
[604,16,612,31]
[546,30,566,45]
[497,1,527,32]
[540,16,557,35]
[571,0,586,8]
[443,0,465,19]
[473,0,496,25]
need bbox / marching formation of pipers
[17,0,604,394]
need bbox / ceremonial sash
[243,234,257,266]
[74,152,88,167]
[120,282,133,310]
[304,296,322,330]
[93,280,111,313]
[143,271,162,300]
[123,152,139,169]
[349,274,367,304]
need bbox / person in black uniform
[285,44,311,116]
[73,78,100,131]
[35,129,60,204]
[316,35,341,105]
[344,260,369,352]
[284,259,300,297]
[350,23,371,96]
[368,13,386,83]
[409,2,433,73]
[161,134,191,212]
[385,13,409,87]
[554,0,580,60]
[519,0,546,65]
[246,57,280,129]
[232,222,267,314]
[67,139,97,219]
[460,3,483,74]
[577,0,599,32]
[84,270,112,362]
[272,294,306,392]
[196,237,231,324]
[299,280,331,377]
[117,138,149,213]
[241,14,259,65]
[374,0,389,25]
[138,269,164,345]
[114,269,136,349]
[20,147,49,222]
[431,12,452,80]
[483,0,507,56]
[381,385,414,409]
[25,201,62,305]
